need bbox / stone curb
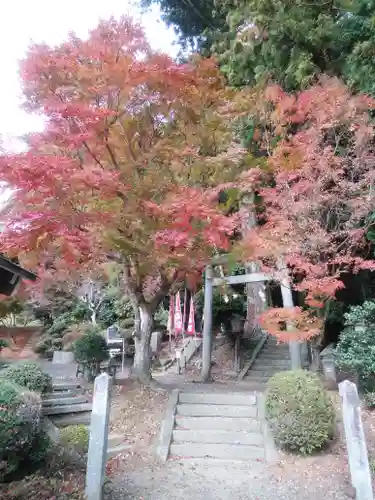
[157,388,179,462]
[257,392,278,464]
[238,332,269,380]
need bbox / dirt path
[109,456,352,500]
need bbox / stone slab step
[45,389,85,398]
[108,433,124,448]
[178,392,256,406]
[107,443,132,458]
[52,382,82,391]
[258,354,290,361]
[43,403,92,416]
[252,360,290,368]
[172,429,264,446]
[169,443,265,461]
[249,369,284,378]
[50,412,92,426]
[245,376,269,384]
[175,416,260,431]
[176,404,257,418]
[42,395,88,406]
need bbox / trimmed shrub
[63,322,101,351]
[73,331,109,364]
[0,379,47,479]
[266,370,335,455]
[73,330,109,381]
[0,339,9,352]
[60,425,89,454]
[335,301,375,390]
[1,362,52,394]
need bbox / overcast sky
[0,0,177,150]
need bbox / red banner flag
[174,291,183,334]
[167,294,174,335]
[187,297,195,336]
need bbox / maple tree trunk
[241,193,266,335]
[132,304,154,383]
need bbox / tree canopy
[148,0,375,94]
[233,78,375,339]
[0,16,247,379]
[140,0,230,51]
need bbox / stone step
[169,442,265,461]
[43,403,92,416]
[108,433,124,448]
[175,416,261,432]
[258,353,290,361]
[261,345,289,352]
[107,443,132,458]
[42,395,88,406]
[253,359,290,367]
[50,412,92,426]
[178,392,257,406]
[45,388,85,398]
[248,369,284,378]
[244,376,269,384]
[176,404,257,418]
[52,382,82,391]
[172,429,264,446]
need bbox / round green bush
[0,339,9,352]
[1,362,52,394]
[0,380,47,479]
[73,331,109,364]
[266,370,335,455]
[60,424,89,454]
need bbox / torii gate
[201,256,303,382]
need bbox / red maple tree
[0,17,244,380]
[237,78,375,341]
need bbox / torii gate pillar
[201,264,214,382]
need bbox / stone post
[339,380,373,500]
[201,264,214,382]
[85,373,112,500]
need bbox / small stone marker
[321,343,337,389]
[151,331,162,354]
[339,380,374,500]
[85,373,112,500]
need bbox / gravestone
[151,331,163,355]
[339,380,373,500]
[85,373,112,500]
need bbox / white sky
[0,0,177,151]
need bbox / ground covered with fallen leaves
[0,454,86,500]
[108,380,168,471]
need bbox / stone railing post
[85,372,112,500]
[339,380,373,500]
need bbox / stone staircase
[244,336,290,386]
[43,381,92,426]
[43,381,129,458]
[160,389,276,463]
